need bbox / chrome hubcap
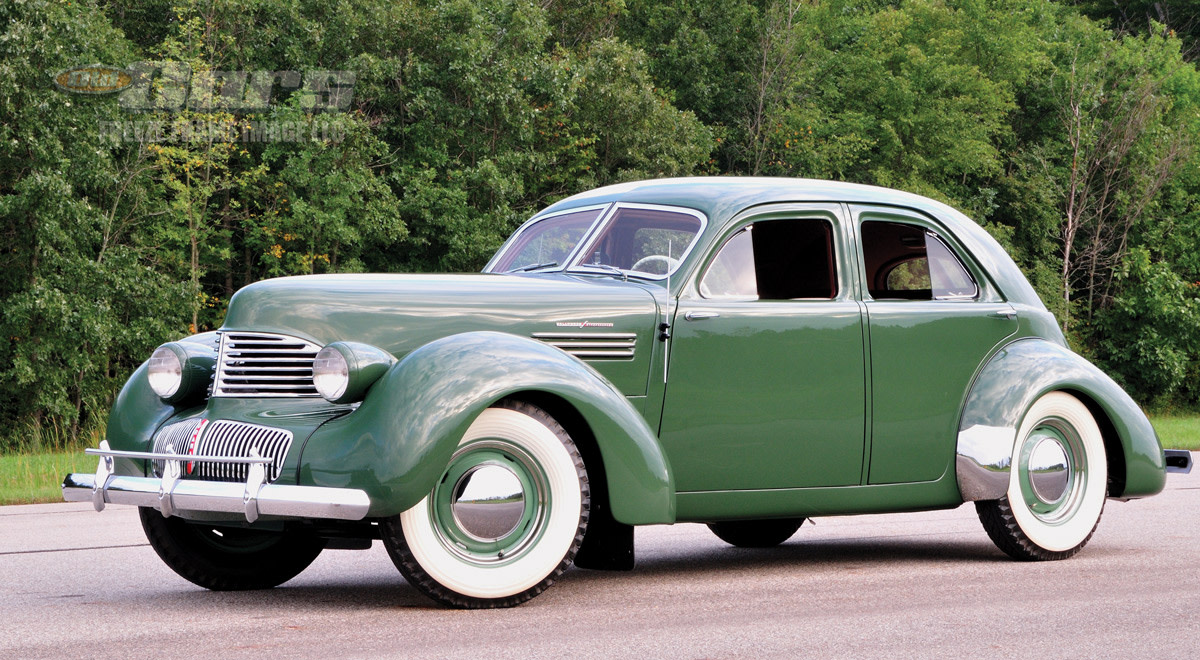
[451,464,526,541]
[1018,419,1086,524]
[1028,437,1070,503]
[430,440,547,565]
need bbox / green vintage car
[65,177,1190,608]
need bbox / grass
[0,451,97,505]
[0,415,1196,507]
[1148,414,1200,451]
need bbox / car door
[658,204,867,492]
[852,205,1019,485]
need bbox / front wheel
[975,392,1107,561]
[139,507,325,590]
[382,401,589,608]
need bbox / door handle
[684,311,720,321]
[990,310,1017,320]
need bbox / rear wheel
[382,402,589,608]
[140,507,325,590]
[708,518,804,548]
[976,392,1107,561]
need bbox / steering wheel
[631,254,680,274]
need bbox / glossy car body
[65,177,1178,607]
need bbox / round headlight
[313,345,350,401]
[311,342,394,403]
[147,345,183,398]
[145,340,215,404]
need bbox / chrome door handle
[684,311,720,321]
[990,310,1017,320]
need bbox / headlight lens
[311,342,394,403]
[147,345,184,398]
[145,340,215,404]
[313,345,350,401]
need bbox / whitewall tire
[976,391,1107,560]
[382,401,589,608]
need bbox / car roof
[540,177,1044,309]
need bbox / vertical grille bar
[151,418,203,477]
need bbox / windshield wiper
[505,261,558,273]
[565,263,631,282]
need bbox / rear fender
[956,338,1165,501]
[300,331,675,522]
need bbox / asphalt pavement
[2,458,1198,659]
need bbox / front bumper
[62,441,370,523]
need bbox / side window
[700,219,837,300]
[861,221,978,300]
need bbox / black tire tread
[382,400,590,608]
[974,496,1103,561]
[140,507,325,590]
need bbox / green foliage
[1073,1,1200,59]
[0,0,187,446]
[1091,248,1200,403]
[6,0,1200,451]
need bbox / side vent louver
[531,332,637,360]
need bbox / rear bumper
[1165,449,1193,474]
[62,441,370,523]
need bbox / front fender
[956,338,1166,501]
[299,331,675,522]
[105,332,219,474]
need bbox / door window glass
[861,221,978,300]
[700,219,837,300]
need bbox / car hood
[221,273,662,394]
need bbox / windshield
[573,206,704,278]
[488,203,706,279]
[489,207,604,273]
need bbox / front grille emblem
[185,419,209,475]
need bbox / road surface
[2,459,1198,659]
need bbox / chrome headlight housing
[312,342,395,404]
[147,341,215,404]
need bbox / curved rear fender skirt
[300,331,675,523]
[956,338,1166,501]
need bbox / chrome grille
[193,420,293,483]
[151,418,204,476]
[214,332,320,397]
[151,419,292,483]
[531,332,637,360]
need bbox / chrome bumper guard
[62,441,370,523]
[1165,449,1193,474]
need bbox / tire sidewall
[1006,392,1107,553]
[398,406,585,600]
